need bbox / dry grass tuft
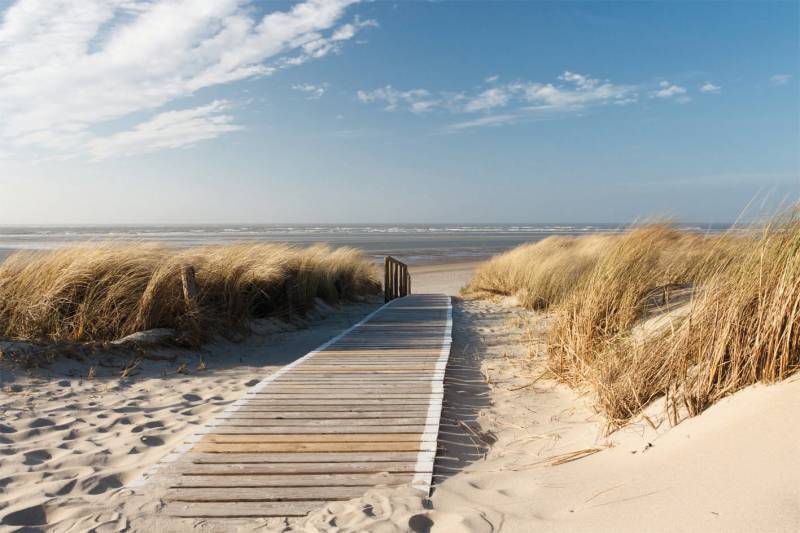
[463,234,615,309]
[466,212,799,428]
[0,243,380,345]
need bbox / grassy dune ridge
[464,211,800,427]
[0,243,380,345]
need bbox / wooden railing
[384,256,411,302]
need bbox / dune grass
[0,243,380,345]
[464,212,799,427]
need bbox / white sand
[409,262,478,296]
[3,262,799,532]
[0,302,380,531]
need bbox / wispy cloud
[0,0,371,158]
[650,81,689,102]
[88,101,242,160]
[357,70,639,129]
[770,74,792,86]
[356,87,444,114]
[699,82,721,94]
[359,71,636,115]
[444,113,519,132]
[293,82,329,99]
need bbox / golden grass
[463,234,615,309]
[465,212,799,427]
[0,243,380,345]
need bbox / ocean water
[0,224,728,266]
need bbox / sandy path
[410,262,478,296]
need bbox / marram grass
[0,243,380,345]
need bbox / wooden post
[180,265,200,316]
[384,257,391,303]
[383,256,412,302]
[394,261,400,299]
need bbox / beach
[2,253,799,531]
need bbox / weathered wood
[206,425,429,434]
[148,294,450,521]
[193,441,427,453]
[186,451,423,464]
[167,486,369,501]
[221,411,429,419]
[180,264,200,315]
[384,256,412,302]
[232,405,430,412]
[202,433,428,443]
[174,473,414,487]
[164,501,323,517]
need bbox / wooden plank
[232,406,430,412]
[245,387,441,394]
[202,433,428,443]
[193,441,427,453]
[221,411,429,419]
[205,425,428,434]
[164,501,321,517]
[167,486,368,501]
[237,399,434,406]
[182,459,423,471]
[174,473,414,487]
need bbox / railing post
[384,256,411,302]
[384,256,391,303]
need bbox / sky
[0,0,798,225]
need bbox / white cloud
[770,74,791,86]
[651,81,688,100]
[88,100,242,160]
[700,82,721,94]
[484,74,499,83]
[464,87,511,112]
[0,0,370,158]
[358,70,637,119]
[293,82,329,99]
[356,86,440,113]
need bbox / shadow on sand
[432,297,495,490]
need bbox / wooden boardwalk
[137,293,452,519]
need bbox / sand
[2,261,799,532]
[0,301,380,531]
[293,296,800,532]
[409,261,479,296]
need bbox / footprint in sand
[22,450,52,465]
[0,424,15,434]
[1,504,48,527]
[131,421,163,433]
[182,393,202,402]
[139,435,164,447]
[85,474,122,495]
[28,418,55,429]
[245,379,260,387]
[53,478,77,496]
[408,514,434,533]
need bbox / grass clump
[0,243,380,345]
[466,212,799,428]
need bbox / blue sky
[0,0,797,224]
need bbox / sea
[0,224,729,266]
